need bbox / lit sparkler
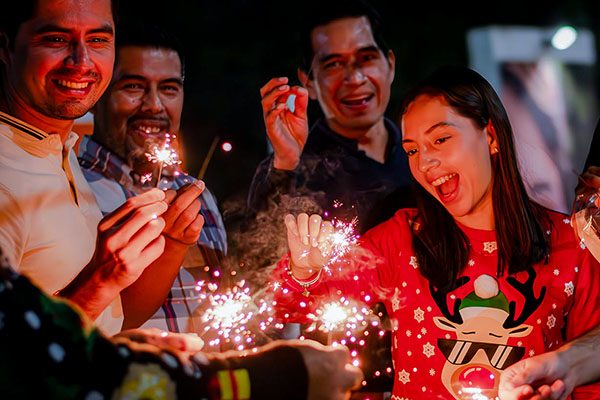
[319,217,359,273]
[145,133,182,187]
[303,296,379,375]
[195,280,279,351]
[306,296,376,344]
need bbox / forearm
[59,262,122,321]
[247,157,296,213]
[121,239,188,329]
[560,325,600,387]
[204,341,308,400]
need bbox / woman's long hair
[400,65,551,291]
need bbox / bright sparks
[202,285,253,337]
[320,217,359,272]
[144,133,182,186]
[198,281,277,351]
[306,297,374,334]
[318,302,348,331]
[145,134,181,167]
[140,173,153,184]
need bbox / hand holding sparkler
[285,213,335,279]
[292,339,363,400]
[161,180,205,247]
[114,327,205,354]
[285,213,359,279]
[260,77,309,171]
[60,189,168,320]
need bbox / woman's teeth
[432,173,457,187]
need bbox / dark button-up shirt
[248,117,413,235]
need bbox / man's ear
[387,49,395,83]
[297,67,318,100]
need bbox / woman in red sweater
[270,65,600,400]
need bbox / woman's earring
[492,147,499,154]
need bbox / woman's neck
[453,187,495,231]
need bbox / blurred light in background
[551,26,578,50]
[222,142,233,152]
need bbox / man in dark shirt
[248,0,412,236]
[246,0,412,394]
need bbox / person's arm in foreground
[500,226,600,400]
[0,252,363,400]
[499,324,600,400]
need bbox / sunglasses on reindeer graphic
[437,338,526,370]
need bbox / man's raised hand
[261,77,309,170]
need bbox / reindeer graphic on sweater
[431,269,545,399]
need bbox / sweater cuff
[267,158,298,188]
[227,345,308,400]
[281,253,324,295]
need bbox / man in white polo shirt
[0,0,204,334]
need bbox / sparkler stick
[283,54,316,114]
[198,135,220,180]
[145,133,182,187]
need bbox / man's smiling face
[93,46,183,171]
[3,0,115,120]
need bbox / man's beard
[38,98,96,120]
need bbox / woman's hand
[284,213,334,279]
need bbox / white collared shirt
[0,111,123,334]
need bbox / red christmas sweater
[270,208,600,399]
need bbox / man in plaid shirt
[79,22,227,333]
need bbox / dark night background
[117,0,600,220]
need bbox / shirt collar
[456,220,498,255]
[0,111,67,157]
[0,111,48,140]
[314,117,401,155]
